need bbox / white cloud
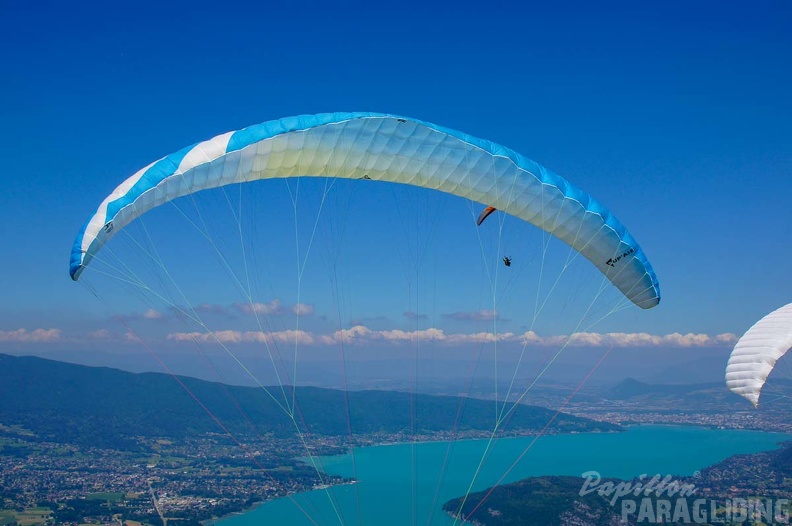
[0,328,62,343]
[124,330,141,343]
[446,331,517,344]
[322,326,448,345]
[113,309,169,323]
[291,303,315,316]
[234,300,284,315]
[332,325,373,341]
[377,328,446,342]
[167,329,315,345]
[143,309,166,320]
[236,299,316,317]
[560,332,738,348]
[518,330,542,344]
[714,333,738,344]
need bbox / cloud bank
[0,328,62,343]
[164,326,738,349]
[0,323,736,350]
[233,300,315,317]
[167,329,316,345]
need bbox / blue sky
[1,0,791,381]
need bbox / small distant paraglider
[478,207,512,267]
[476,206,497,226]
[726,303,792,408]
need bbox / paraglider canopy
[70,112,660,309]
[726,303,792,407]
[477,206,497,226]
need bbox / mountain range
[0,353,618,448]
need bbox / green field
[0,507,52,526]
[0,424,34,437]
[86,492,125,501]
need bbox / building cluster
[0,434,348,525]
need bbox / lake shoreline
[203,428,624,525]
[210,425,792,525]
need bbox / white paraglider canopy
[726,303,792,407]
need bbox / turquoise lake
[218,426,791,525]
